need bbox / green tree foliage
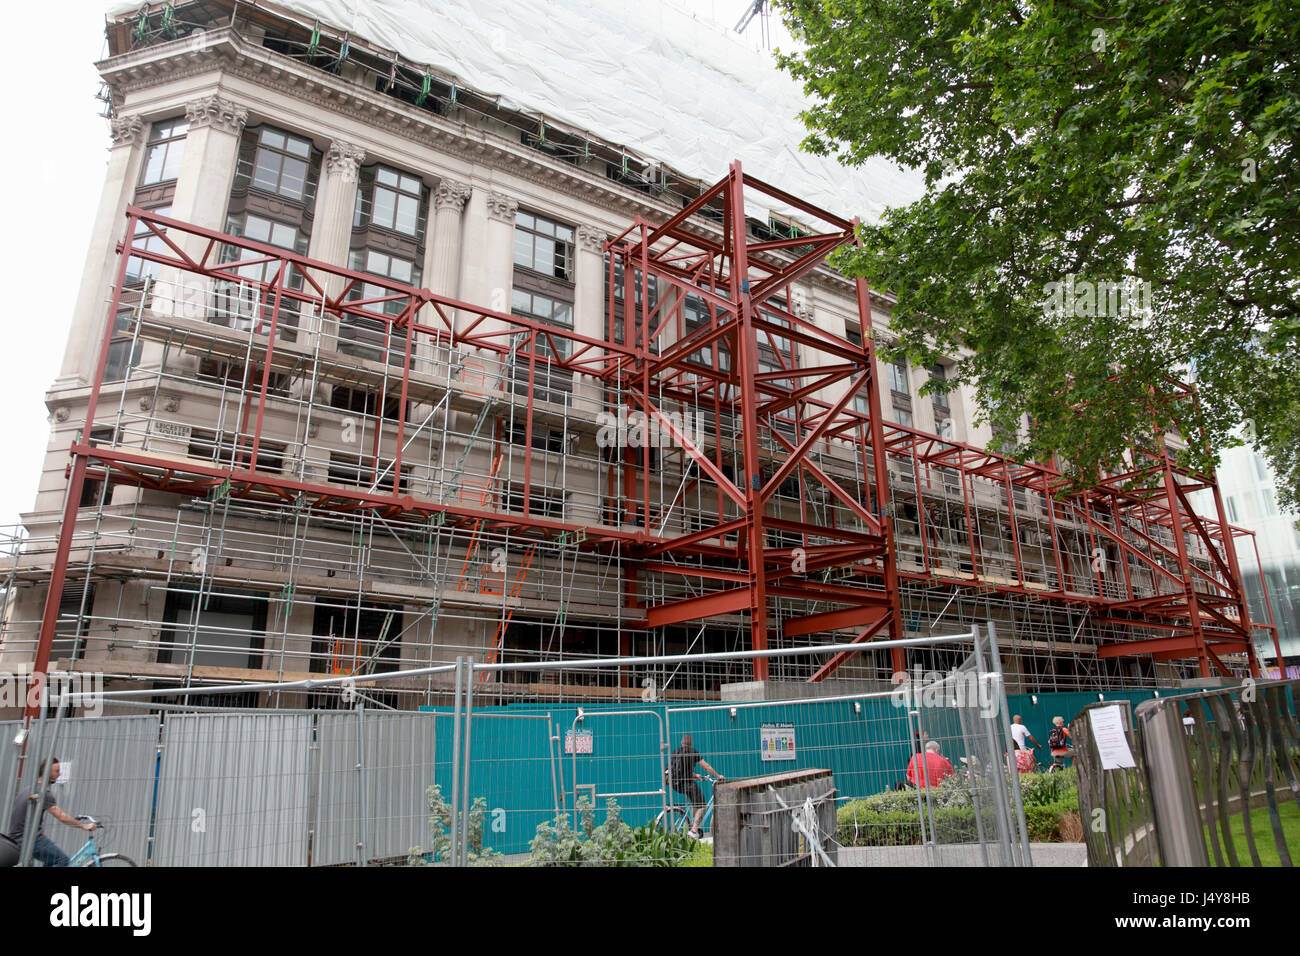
[776,0,1299,506]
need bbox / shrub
[407,784,499,866]
[529,797,700,866]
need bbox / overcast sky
[0,1,107,532]
[0,1,787,533]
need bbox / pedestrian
[906,740,954,788]
[1009,714,1040,751]
[1047,716,1073,769]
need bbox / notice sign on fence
[1090,705,1136,770]
[564,729,593,755]
[761,723,796,761]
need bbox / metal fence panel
[314,709,438,866]
[1,715,159,864]
[153,712,312,866]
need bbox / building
[1197,444,1300,675]
[0,0,1278,715]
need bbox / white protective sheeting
[108,0,926,222]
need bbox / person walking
[1047,716,1074,769]
[1009,714,1040,751]
[906,740,954,788]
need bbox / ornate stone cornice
[325,140,366,182]
[486,191,518,224]
[110,113,145,147]
[434,179,471,213]
[100,29,869,302]
[575,225,606,255]
[184,94,248,135]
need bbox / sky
[0,1,108,533]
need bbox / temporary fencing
[5,629,1034,866]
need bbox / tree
[775,0,1299,508]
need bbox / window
[342,249,421,364]
[78,429,117,508]
[125,206,172,287]
[310,600,404,681]
[1254,455,1268,482]
[141,117,188,186]
[501,482,565,519]
[889,358,910,396]
[892,407,914,428]
[845,329,872,415]
[514,210,573,279]
[356,166,424,237]
[506,421,566,452]
[103,311,143,383]
[159,590,268,668]
[328,451,408,495]
[1226,497,1238,522]
[511,290,573,357]
[213,213,305,340]
[50,584,97,663]
[930,364,950,410]
[250,128,312,201]
[1261,488,1278,517]
[330,384,408,422]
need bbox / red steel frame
[25,163,1279,716]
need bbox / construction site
[0,0,1285,716]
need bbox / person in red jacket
[906,741,954,788]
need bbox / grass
[1205,799,1300,867]
[681,841,713,867]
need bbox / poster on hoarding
[761,723,796,761]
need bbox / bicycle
[656,772,720,839]
[67,816,137,867]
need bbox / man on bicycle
[667,734,724,839]
[4,759,96,867]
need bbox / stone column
[58,114,148,386]
[422,178,470,370]
[172,95,248,229]
[306,139,366,350]
[153,95,248,377]
[572,223,606,404]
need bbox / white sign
[1090,705,1136,770]
[564,729,593,755]
[761,723,796,762]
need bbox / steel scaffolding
[2,165,1281,716]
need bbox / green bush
[837,768,1081,846]
[529,797,700,866]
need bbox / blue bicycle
[67,816,137,867]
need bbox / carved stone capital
[184,95,249,135]
[486,191,518,224]
[110,114,145,148]
[434,179,471,213]
[575,225,606,255]
[325,140,366,182]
